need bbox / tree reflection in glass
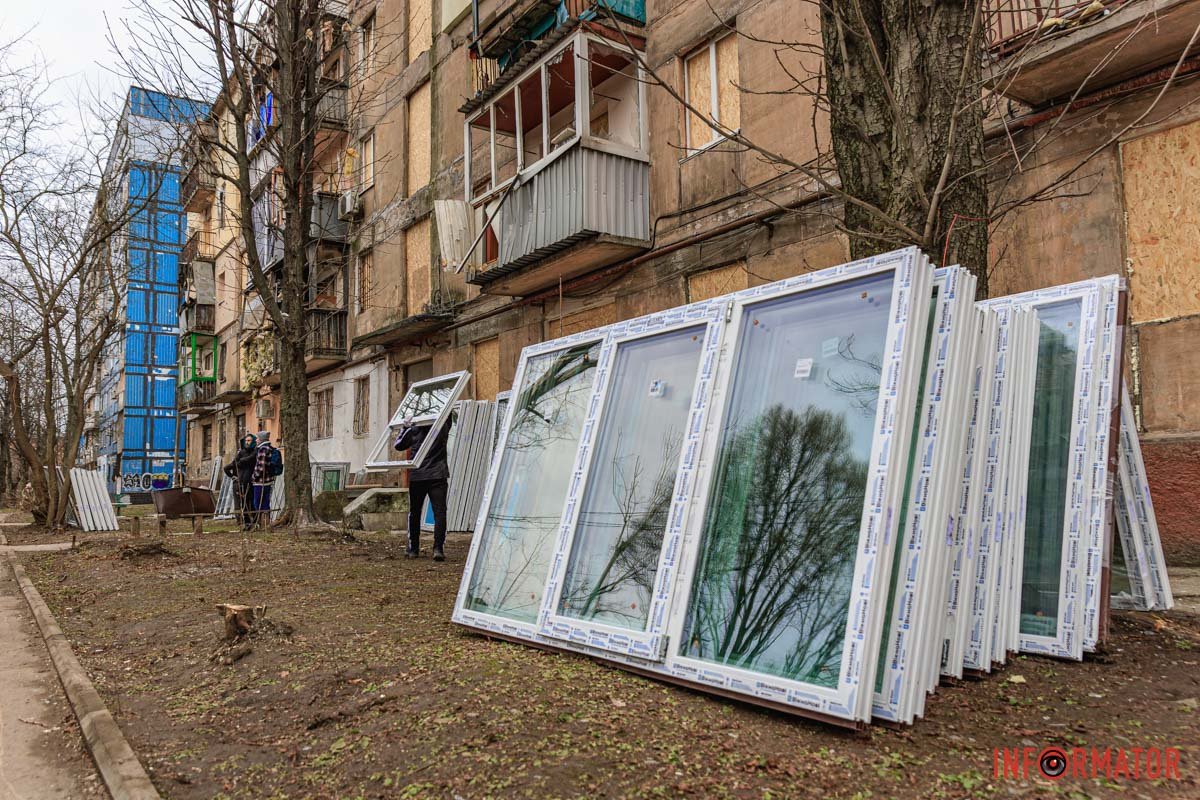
[680,274,894,688]
[465,341,600,622]
[558,326,706,630]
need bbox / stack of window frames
[455,249,934,725]
[454,254,1160,726]
[984,277,1124,660]
[872,267,978,724]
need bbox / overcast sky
[4,0,213,142]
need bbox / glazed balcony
[462,30,650,296]
[181,120,217,212]
[986,0,1200,105]
[472,0,645,66]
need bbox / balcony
[179,379,217,411]
[179,302,215,334]
[473,0,645,63]
[182,161,216,214]
[181,228,217,266]
[303,308,348,367]
[462,30,650,296]
[181,120,216,212]
[316,81,347,129]
[253,191,349,271]
[986,0,1200,105]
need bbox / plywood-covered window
[684,31,741,152]
[474,337,500,400]
[407,0,432,63]
[406,81,431,191]
[311,387,334,440]
[405,218,431,317]
[353,376,371,436]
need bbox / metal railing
[180,303,216,333]
[988,0,1128,51]
[304,308,348,359]
[182,227,217,264]
[179,380,216,408]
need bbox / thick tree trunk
[278,332,315,523]
[822,0,989,297]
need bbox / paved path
[0,557,103,799]
[1170,566,1200,615]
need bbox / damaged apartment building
[176,0,1200,548]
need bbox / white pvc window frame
[662,249,932,723]
[977,280,1111,662]
[463,30,648,206]
[364,371,470,470]
[538,301,728,661]
[871,266,978,724]
[1115,387,1173,610]
[986,276,1123,656]
[940,309,999,680]
[453,328,612,641]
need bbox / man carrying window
[394,414,453,561]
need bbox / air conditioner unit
[337,190,361,221]
[256,398,275,419]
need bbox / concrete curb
[1,541,162,800]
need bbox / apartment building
[87,87,208,495]
[175,0,1200,548]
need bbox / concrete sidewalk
[0,557,103,799]
[1170,567,1200,614]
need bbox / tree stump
[192,516,204,536]
[130,516,141,537]
[215,603,265,641]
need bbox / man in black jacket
[394,415,453,561]
[223,434,259,530]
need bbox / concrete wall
[990,79,1200,557]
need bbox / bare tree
[0,40,154,526]
[116,0,404,525]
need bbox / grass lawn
[14,516,1200,799]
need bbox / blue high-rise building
[94,87,209,495]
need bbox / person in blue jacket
[394,415,453,561]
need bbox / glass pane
[546,44,577,152]
[1020,299,1082,637]
[494,90,518,184]
[558,326,706,630]
[680,272,894,688]
[588,42,640,150]
[395,375,459,422]
[1110,524,1133,599]
[466,341,601,622]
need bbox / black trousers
[238,481,256,527]
[408,479,448,551]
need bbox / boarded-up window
[311,388,334,440]
[474,337,500,400]
[407,0,432,62]
[550,304,616,338]
[1121,118,1200,324]
[353,376,371,436]
[684,32,741,152]
[405,218,431,316]
[688,262,748,302]
[407,82,431,191]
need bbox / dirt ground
[12,517,1200,800]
